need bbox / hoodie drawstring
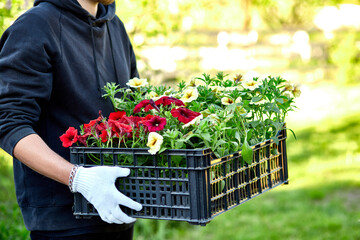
[88,17,102,97]
[106,22,120,86]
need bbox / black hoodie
[0,0,138,232]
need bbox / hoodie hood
[34,0,116,24]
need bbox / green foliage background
[1,0,360,239]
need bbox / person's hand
[72,166,142,224]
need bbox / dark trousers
[30,225,134,240]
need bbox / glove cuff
[68,165,79,193]
[72,166,97,196]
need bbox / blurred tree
[0,0,30,35]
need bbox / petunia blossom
[221,97,234,105]
[108,120,132,138]
[99,130,109,143]
[133,99,150,113]
[143,116,167,132]
[109,111,126,121]
[156,96,184,107]
[291,84,301,98]
[59,127,78,148]
[147,132,163,155]
[126,77,148,88]
[242,79,260,91]
[180,87,199,103]
[171,107,201,124]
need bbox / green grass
[0,150,29,240]
[1,114,360,239]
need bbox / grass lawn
[1,112,359,240]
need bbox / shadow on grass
[287,115,360,163]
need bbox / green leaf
[234,131,241,142]
[275,98,284,104]
[214,139,227,149]
[271,136,280,145]
[241,138,253,165]
[200,133,212,142]
[251,96,263,103]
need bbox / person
[0,0,143,239]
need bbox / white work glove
[72,166,142,224]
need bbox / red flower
[156,96,184,107]
[83,113,103,134]
[109,111,126,121]
[143,116,167,132]
[100,130,109,143]
[144,99,160,113]
[134,100,150,113]
[119,116,144,129]
[108,120,132,138]
[59,127,78,148]
[95,122,107,133]
[171,107,201,124]
[78,132,90,146]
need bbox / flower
[180,87,199,103]
[156,96,184,107]
[109,111,126,121]
[126,77,148,88]
[182,114,203,128]
[282,81,293,92]
[146,91,159,99]
[77,132,90,146]
[108,120,132,138]
[233,74,243,83]
[291,84,301,98]
[221,97,234,105]
[133,99,150,113]
[144,116,167,132]
[119,116,144,129]
[171,107,201,124]
[99,130,109,143]
[83,116,102,129]
[147,132,163,155]
[242,79,260,91]
[59,127,78,147]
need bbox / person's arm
[13,134,73,185]
[13,133,142,224]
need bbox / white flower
[147,132,163,155]
[126,77,148,88]
[180,87,199,103]
[242,79,260,91]
[125,89,133,93]
[235,97,242,103]
[291,84,301,98]
[146,91,159,99]
[221,96,234,105]
[182,114,203,129]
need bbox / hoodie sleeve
[0,11,59,156]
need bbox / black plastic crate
[70,129,288,226]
